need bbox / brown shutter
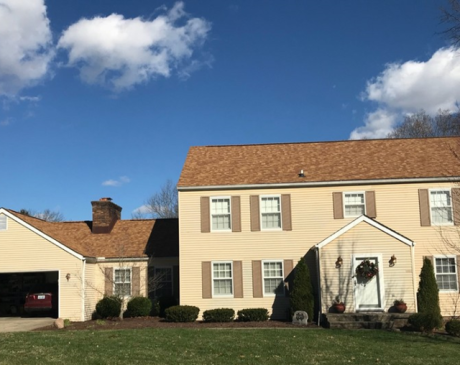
[281,194,292,231]
[200,197,210,233]
[250,195,260,231]
[333,192,344,219]
[252,260,263,298]
[365,191,377,218]
[452,188,460,226]
[283,259,294,296]
[173,265,179,301]
[231,196,241,232]
[233,261,243,298]
[132,267,140,296]
[202,262,212,299]
[419,189,431,227]
[104,267,113,296]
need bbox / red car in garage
[24,284,58,316]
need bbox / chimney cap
[99,197,113,202]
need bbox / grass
[0,328,459,364]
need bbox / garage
[0,271,59,317]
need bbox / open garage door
[0,271,59,318]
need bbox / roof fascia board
[178,177,460,192]
[0,209,84,260]
[315,215,414,249]
[94,257,149,263]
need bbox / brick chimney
[91,198,122,234]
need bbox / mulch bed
[36,317,317,331]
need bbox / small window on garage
[0,215,7,231]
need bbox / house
[177,136,460,320]
[0,198,178,321]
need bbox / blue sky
[1,0,458,220]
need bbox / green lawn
[0,328,458,364]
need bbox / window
[114,268,131,296]
[435,257,458,291]
[343,192,366,217]
[212,262,233,296]
[154,267,173,298]
[430,189,453,225]
[263,261,284,296]
[211,197,231,231]
[260,196,281,229]
[0,215,6,230]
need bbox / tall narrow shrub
[290,258,314,321]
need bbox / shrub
[237,308,269,322]
[408,313,442,333]
[126,296,152,317]
[290,258,314,321]
[202,308,235,322]
[445,319,460,337]
[157,296,178,317]
[165,305,199,322]
[96,296,122,318]
[417,258,441,316]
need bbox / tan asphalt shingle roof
[178,137,460,188]
[5,209,178,259]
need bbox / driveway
[0,317,55,332]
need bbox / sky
[1,0,459,221]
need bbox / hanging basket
[355,259,378,279]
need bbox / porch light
[335,256,343,268]
[66,273,71,281]
[390,255,397,266]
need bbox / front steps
[323,312,411,329]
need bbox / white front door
[353,255,384,311]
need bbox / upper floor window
[435,256,458,291]
[430,189,453,225]
[0,215,6,230]
[114,268,131,297]
[263,260,284,296]
[211,197,231,231]
[343,192,366,217]
[260,196,281,230]
[212,262,233,296]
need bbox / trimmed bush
[408,313,443,333]
[237,308,269,322]
[126,296,152,317]
[290,258,314,321]
[202,308,235,322]
[445,319,460,337]
[165,305,199,322]
[96,296,122,318]
[158,296,178,317]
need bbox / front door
[353,255,384,311]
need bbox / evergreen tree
[290,258,314,321]
[417,257,441,316]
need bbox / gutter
[81,258,86,321]
[316,248,322,326]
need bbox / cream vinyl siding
[179,181,459,317]
[84,263,98,320]
[319,221,415,313]
[0,217,83,321]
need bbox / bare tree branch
[134,179,178,219]
[441,0,460,47]
[19,208,64,222]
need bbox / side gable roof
[315,215,414,249]
[1,209,179,259]
[178,137,460,188]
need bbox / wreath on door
[355,259,378,279]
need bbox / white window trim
[154,266,173,297]
[211,261,234,298]
[113,267,132,298]
[262,260,285,297]
[429,188,454,226]
[343,191,366,218]
[434,255,458,292]
[210,196,232,232]
[0,215,7,231]
[260,195,282,231]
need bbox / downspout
[81,258,86,321]
[411,243,418,313]
[316,247,322,326]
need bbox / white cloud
[102,176,130,187]
[57,2,211,91]
[351,47,460,139]
[0,0,54,97]
[132,204,151,215]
